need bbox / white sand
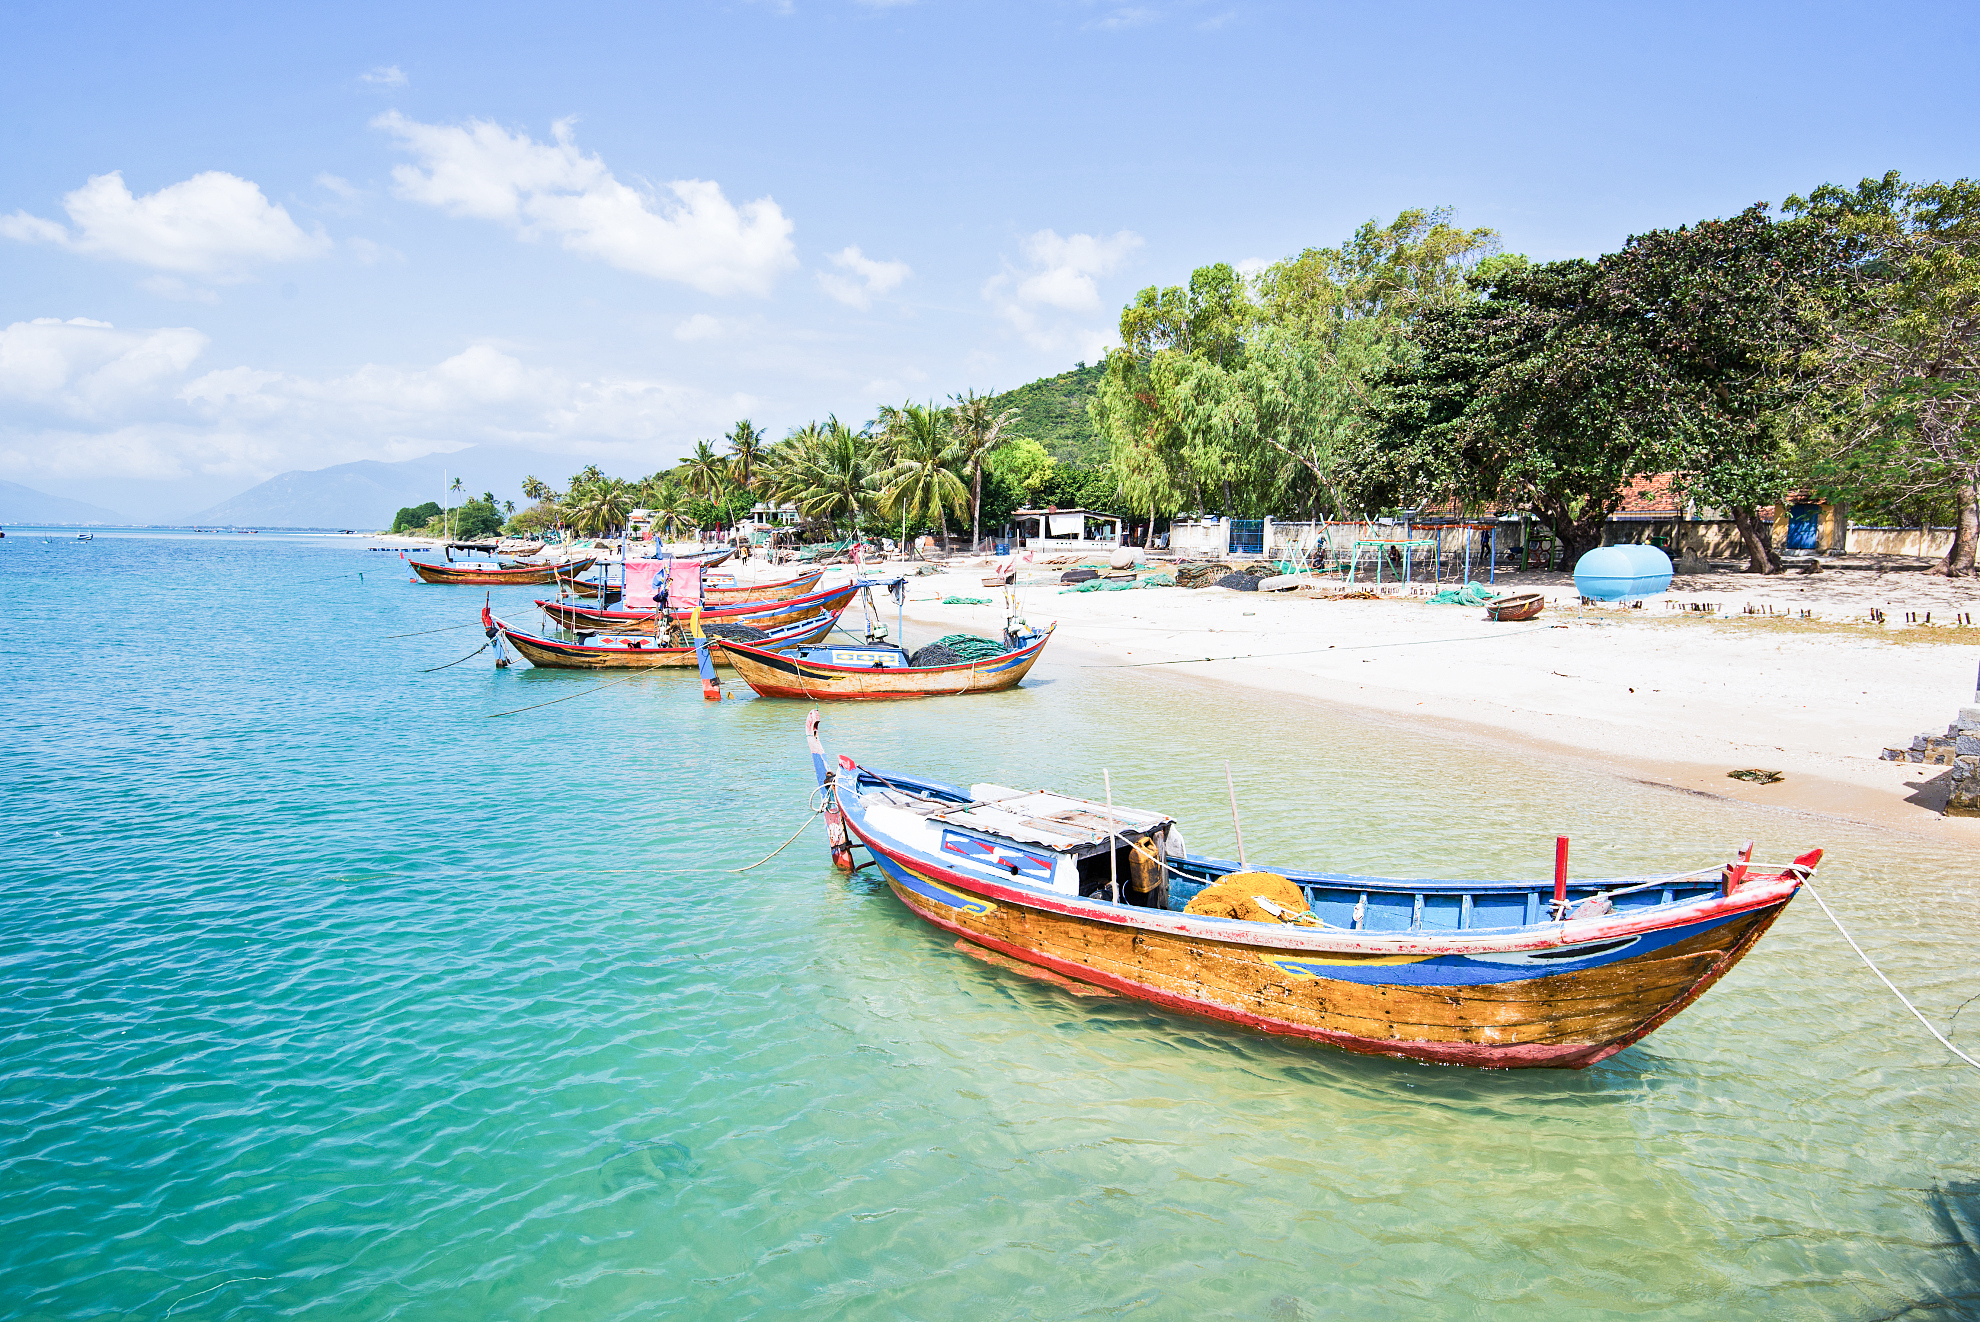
[870,556,1980,838]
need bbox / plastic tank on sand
[1572,544,1673,601]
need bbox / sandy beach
[829,553,1980,839]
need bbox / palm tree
[762,418,878,538]
[680,441,728,501]
[570,478,634,536]
[949,390,1022,550]
[876,403,968,551]
[726,419,765,495]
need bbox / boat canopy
[932,786,1175,853]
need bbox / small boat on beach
[555,568,622,603]
[726,626,1053,700]
[1486,592,1546,622]
[706,568,825,605]
[490,609,840,669]
[807,723,1820,1069]
[412,556,596,585]
[536,580,861,635]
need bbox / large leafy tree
[1094,209,1505,522]
[1366,260,1675,566]
[1596,203,1851,572]
[1787,172,1980,575]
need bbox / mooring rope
[730,810,821,873]
[420,642,489,672]
[1803,878,1980,1073]
[382,620,481,639]
[484,670,648,718]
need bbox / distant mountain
[991,362,1105,466]
[191,445,573,530]
[0,480,128,525]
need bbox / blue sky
[2,0,1975,517]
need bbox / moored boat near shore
[490,609,840,669]
[808,722,1820,1069]
[413,556,596,585]
[726,626,1052,700]
[536,580,861,634]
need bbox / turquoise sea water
[3,528,1978,1321]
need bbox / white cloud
[1093,6,1157,29]
[0,317,210,418]
[316,172,362,202]
[816,245,911,309]
[983,228,1141,360]
[0,171,330,280]
[1235,256,1271,277]
[374,112,798,296]
[674,314,726,341]
[360,65,407,86]
[0,317,744,494]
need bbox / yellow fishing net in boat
[1182,871,1316,924]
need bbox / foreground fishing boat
[412,556,595,585]
[727,625,1052,700]
[807,721,1820,1069]
[536,581,860,634]
[490,609,838,669]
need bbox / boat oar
[1224,760,1247,868]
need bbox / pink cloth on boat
[666,559,703,608]
[622,559,665,611]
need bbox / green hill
[990,362,1105,465]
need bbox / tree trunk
[972,465,983,551]
[1933,477,1979,577]
[1729,506,1783,573]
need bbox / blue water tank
[1573,544,1673,600]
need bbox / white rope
[1802,878,1980,1073]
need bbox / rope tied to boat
[1801,877,1980,1075]
[421,642,489,672]
[729,801,823,873]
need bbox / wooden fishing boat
[726,627,1052,700]
[705,569,825,605]
[535,581,861,635]
[411,556,596,585]
[490,609,838,669]
[1486,592,1546,622]
[808,725,1820,1069]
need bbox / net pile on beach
[940,595,993,605]
[1175,562,1230,588]
[1177,561,1280,590]
[1061,573,1177,593]
[1426,583,1503,606]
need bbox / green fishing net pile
[1425,583,1502,605]
[1060,572,1177,593]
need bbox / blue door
[1229,519,1264,555]
[1786,503,1820,551]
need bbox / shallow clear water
[3,529,1977,1320]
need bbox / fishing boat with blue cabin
[806,717,1820,1069]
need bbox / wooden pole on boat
[1225,761,1247,868]
[1104,769,1119,903]
[1553,836,1569,909]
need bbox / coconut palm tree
[949,390,1022,549]
[570,478,634,536]
[763,418,878,537]
[448,475,464,541]
[876,403,968,550]
[680,441,729,501]
[726,419,766,494]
